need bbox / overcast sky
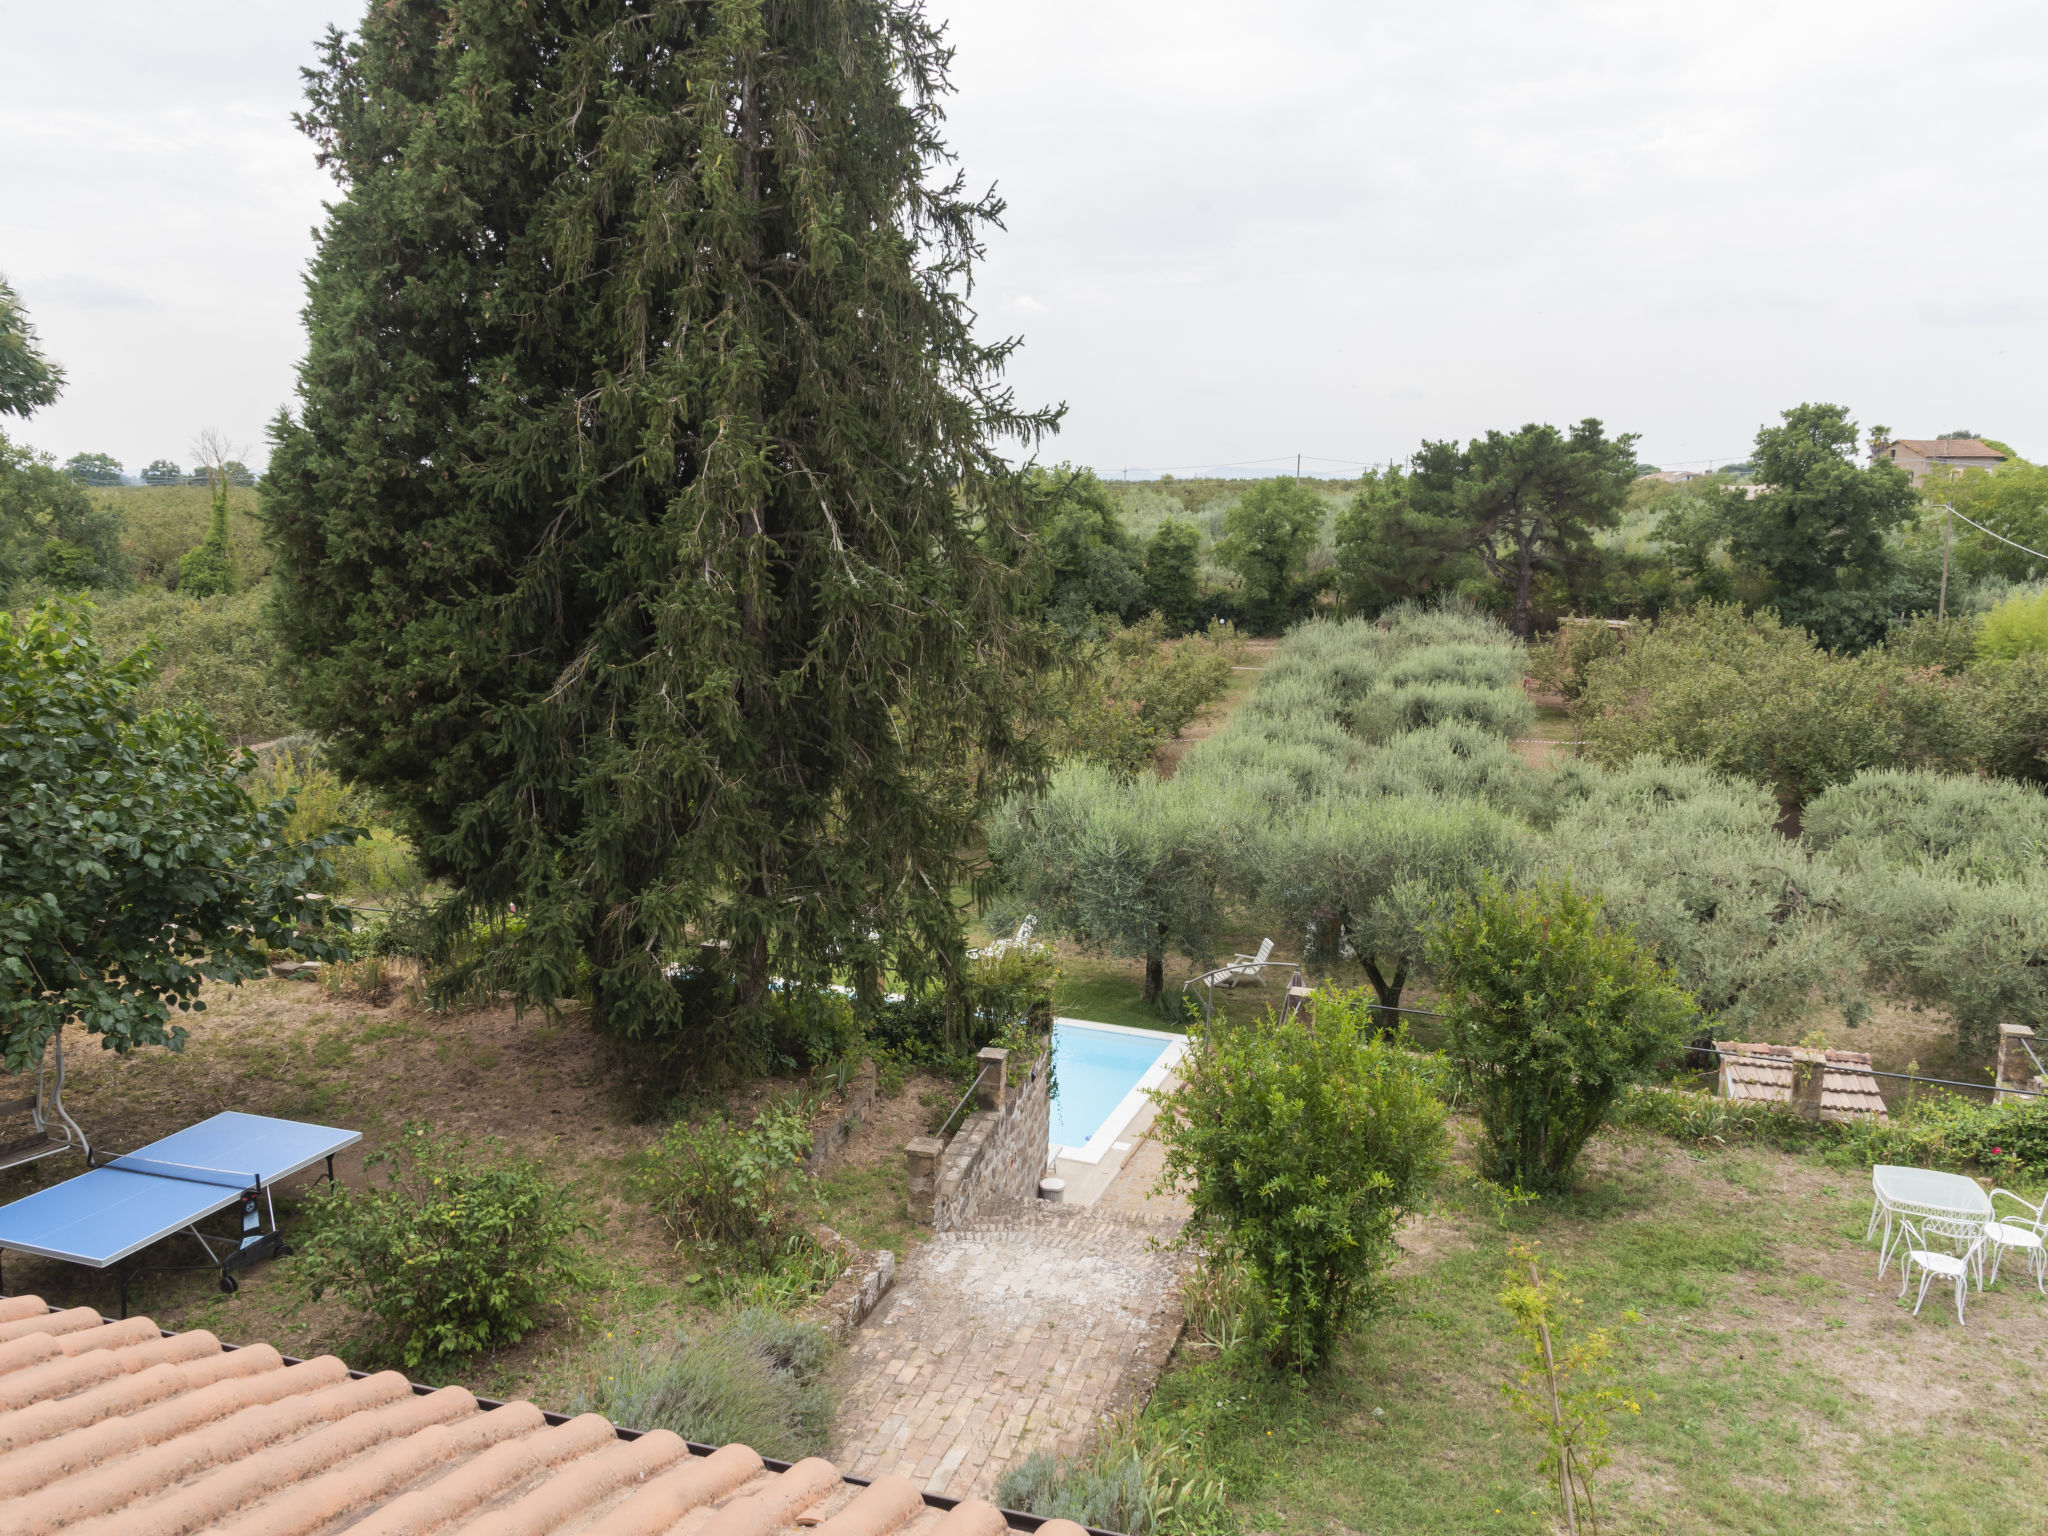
[5,0,2043,479]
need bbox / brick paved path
[829,1197,1188,1499]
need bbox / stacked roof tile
[0,1295,1091,1536]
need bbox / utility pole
[1296,453,1301,479]
[1937,503,1954,622]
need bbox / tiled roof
[1715,1041,1793,1105]
[1891,438,2006,459]
[1713,1042,1888,1123]
[0,1294,1094,1536]
[1818,1049,1888,1124]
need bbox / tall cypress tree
[265,0,1057,1078]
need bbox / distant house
[1637,470,1705,484]
[1871,437,2007,485]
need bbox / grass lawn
[1146,1129,2048,1535]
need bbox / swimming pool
[1048,1019,1186,1163]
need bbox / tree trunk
[1143,940,1164,1003]
[1359,955,1407,1030]
[1512,524,1536,639]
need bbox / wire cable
[1945,504,2048,564]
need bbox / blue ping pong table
[0,1111,360,1316]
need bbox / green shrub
[1835,1089,2048,1176]
[1973,653,2048,786]
[297,1123,585,1371]
[83,585,295,740]
[1978,585,2048,660]
[995,1416,1225,1536]
[1574,602,1972,802]
[1431,876,1701,1195]
[765,987,862,1073]
[1153,987,1447,1369]
[175,482,237,597]
[574,1308,836,1458]
[643,1100,818,1270]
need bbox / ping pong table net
[96,1154,262,1190]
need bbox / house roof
[0,1294,1092,1536]
[1889,438,2007,461]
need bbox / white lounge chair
[970,917,1037,961]
[1986,1188,2048,1294]
[1214,937,1275,988]
[1897,1216,1990,1325]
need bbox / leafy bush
[247,740,422,897]
[764,987,862,1074]
[175,481,238,597]
[2,431,126,593]
[1574,602,1971,803]
[574,1309,836,1458]
[1613,1080,2048,1180]
[1431,876,1701,1195]
[0,600,354,1071]
[297,1123,585,1371]
[1977,584,2048,660]
[643,1100,818,1270]
[1153,987,1447,1369]
[84,585,295,740]
[1035,616,1241,773]
[1529,620,1623,701]
[1972,653,2048,786]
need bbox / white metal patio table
[1868,1165,1992,1280]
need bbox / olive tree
[1263,794,1527,1019]
[1544,757,1865,1037]
[988,763,1237,1001]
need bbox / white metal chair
[1897,1216,1990,1325]
[1214,937,1275,987]
[1985,1188,2048,1294]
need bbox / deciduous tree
[1216,476,1324,635]
[1144,517,1202,632]
[0,602,354,1073]
[62,452,123,487]
[0,275,63,419]
[1728,404,1921,650]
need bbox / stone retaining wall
[903,1046,1051,1233]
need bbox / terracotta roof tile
[1891,438,2005,459]
[0,1299,1078,1536]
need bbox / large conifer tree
[265,0,1056,1076]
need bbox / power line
[1948,504,2048,563]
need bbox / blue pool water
[1048,1022,1176,1152]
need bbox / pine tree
[264,0,1056,1080]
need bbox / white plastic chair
[1215,937,1274,988]
[1985,1188,2048,1294]
[1897,1216,1990,1325]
